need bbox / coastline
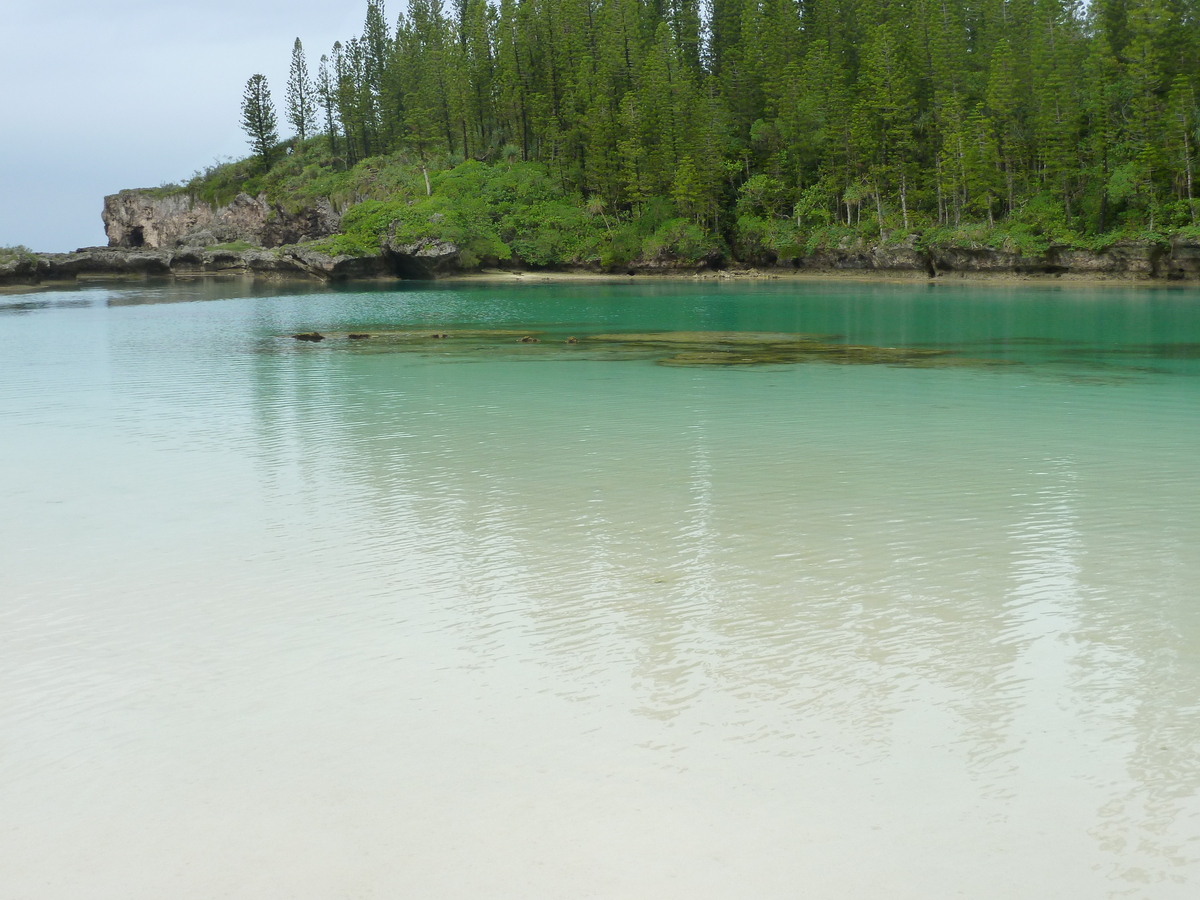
[5,269,1196,295]
[444,267,1197,288]
[9,185,1195,293]
[4,241,1200,293]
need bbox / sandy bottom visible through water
[1,282,1198,898]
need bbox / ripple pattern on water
[1,280,1199,898]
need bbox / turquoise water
[2,278,1199,898]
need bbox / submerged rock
[292,331,325,342]
[272,327,1031,371]
[588,330,835,346]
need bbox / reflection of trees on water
[246,344,1200,884]
[996,457,1200,888]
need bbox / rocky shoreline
[5,235,1200,289]
[1,243,403,287]
[4,187,1199,288]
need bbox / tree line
[239,0,1200,238]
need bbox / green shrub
[735,215,807,263]
[502,200,603,267]
[0,245,37,263]
[997,224,1051,257]
[736,175,789,219]
[313,199,408,256]
[388,198,511,267]
[643,218,723,265]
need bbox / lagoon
[2,278,1199,898]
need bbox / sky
[0,1,371,252]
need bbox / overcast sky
[0,1,372,251]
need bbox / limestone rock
[102,190,341,250]
[1165,237,1200,279]
[281,245,391,280]
[383,234,461,277]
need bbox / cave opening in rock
[383,249,433,279]
[127,226,145,248]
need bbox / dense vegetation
[193,0,1200,266]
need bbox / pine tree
[360,0,390,145]
[330,41,362,164]
[396,0,451,162]
[852,24,918,229]
[286,39,316,142]
[240,74,279,166]
[316,54,341,159]
[672,156,703,223]
[1167,76,1198,223]
[233,0,1198,240]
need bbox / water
[2,277,1199,899]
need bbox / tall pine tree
[285,39,316,142]
[240,74,279,166]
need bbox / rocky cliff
[102,190,341,249]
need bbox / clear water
[2,278,1199,899]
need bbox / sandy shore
[441,266,1196,289]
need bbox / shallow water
[2,278,1199,899]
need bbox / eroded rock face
[793,238,934,275]
[383,234,461,277]
[0,248,173,285]
[783,237,1200,280]
[103,190,341,249]
[1164,237,1200,279]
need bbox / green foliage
[299,156,732,268]
[734,215,807,263]
[502,201,599,267]
[798,226,858,255]
[315,199,405,256]
[1172,225,1200,242]
[285,39,317,142]
[204,0,1200,267]
[0,245,37,264]
[390,201,510,268]
[317,161,599,266]
[737,176,790,220]
[642,219,724,265]
[240,74,280,167]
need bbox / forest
[197,0,1200,267]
